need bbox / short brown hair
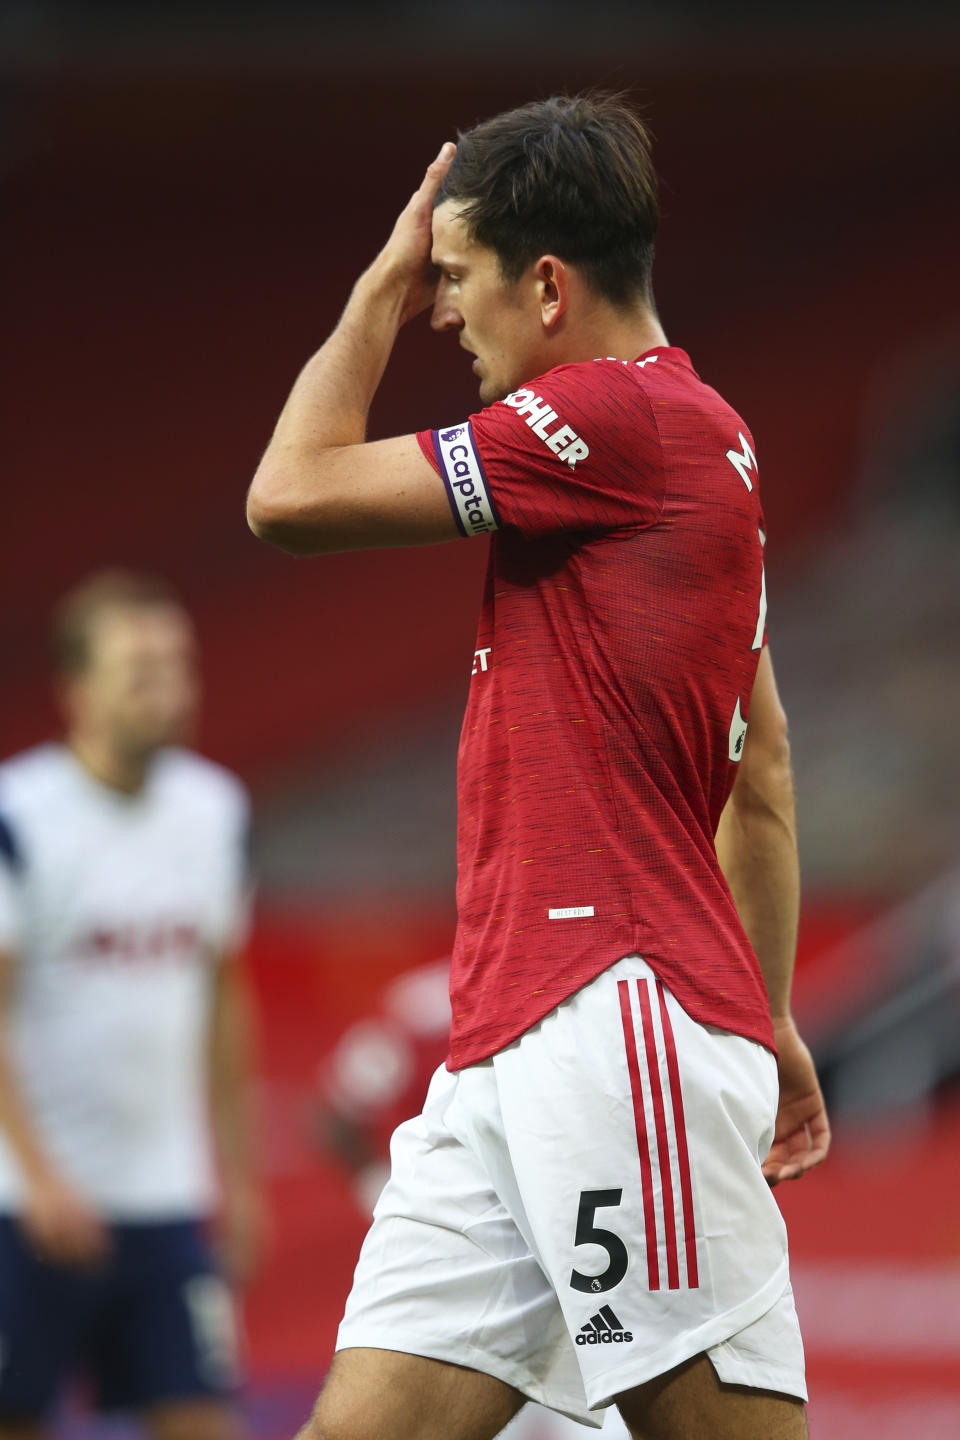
[52,569,182,675]
[437,92,659,307]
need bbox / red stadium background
[3,5,960,1435]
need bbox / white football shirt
[0,743,251,1218]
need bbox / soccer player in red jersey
[248,94,829,1440]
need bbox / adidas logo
[575,1305,634,1346]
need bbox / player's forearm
[210,1075,256,1188]
[715,740,800,1022]
[0,1042,61,1186]
[0,954,61,1182]
[246,260,405,546]
[208,964,259,1189]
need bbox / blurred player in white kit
[0,571,262,1440]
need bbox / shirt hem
[446,945,775,1071]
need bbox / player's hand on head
[762,1017,831,1187]
[20,1168,110,1266]
[371,141,456,325]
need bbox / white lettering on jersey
[545,423,578,455]
[71,920,201,967]
[752,551,767,652]
[729,696,748,763]
[548,905,595,919]
[472,647,492,675]
[512,393,554,426]
[728,528,768,761]
[502,389,590,468]
[597,354,659,370]
[436,424,498,537]
[726,432,757,491]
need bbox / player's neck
[560,304,669,369]
[67,733,153,796]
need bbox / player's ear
[536,256,568,329]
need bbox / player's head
[431,92,659,403]
[53,570,199,758]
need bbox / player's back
[586,353,766,835]
[424,349,770,1067]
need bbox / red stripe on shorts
[618,978,660,1290]
[636,979,680,1289]
[656,980,699,1289]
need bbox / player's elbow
[246,471,323,555]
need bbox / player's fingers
[65,1229,109,1266]
[419,142,456,197]
[84,1220,111,1258]
[30,1226,76,1264]
[399,143,456,240]
[20,1212,59,1258]
[809,1107,832,1156]
[793,1141,830,1174]
[763,1160,803,1187]
[777,1124,829,1181]
[761,1143,799,1186]
[57,1207,110,1262]
[763,1122,828,1185]
[792,1113,831,1175]
[429,141,456,173]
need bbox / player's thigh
[336,1064,593,1426]
[616,1351,807,1440]
[144,1398,238,1440]
[480,958,801,1415]
[303,1347,526,1440]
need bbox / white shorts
[337,955,806,1426]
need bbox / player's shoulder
[627,348,750,432]
[524,346,694,393]
[499,350,696,439]
[507,354,658,409]
[153,748,250,824]
[0,743,76,816]
[488,357,661,474]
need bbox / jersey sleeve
[207,785,254,958]
[0,812,26,954]
[758,506,768,649]
[416,361,664,541]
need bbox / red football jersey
[417,347,773,1070]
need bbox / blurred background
[2,1,959,1435]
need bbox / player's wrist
[18,1146,63,1191]
[219,1163,262,1201]
[354,257,411,322]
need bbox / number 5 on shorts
[570,1188,629,1294]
